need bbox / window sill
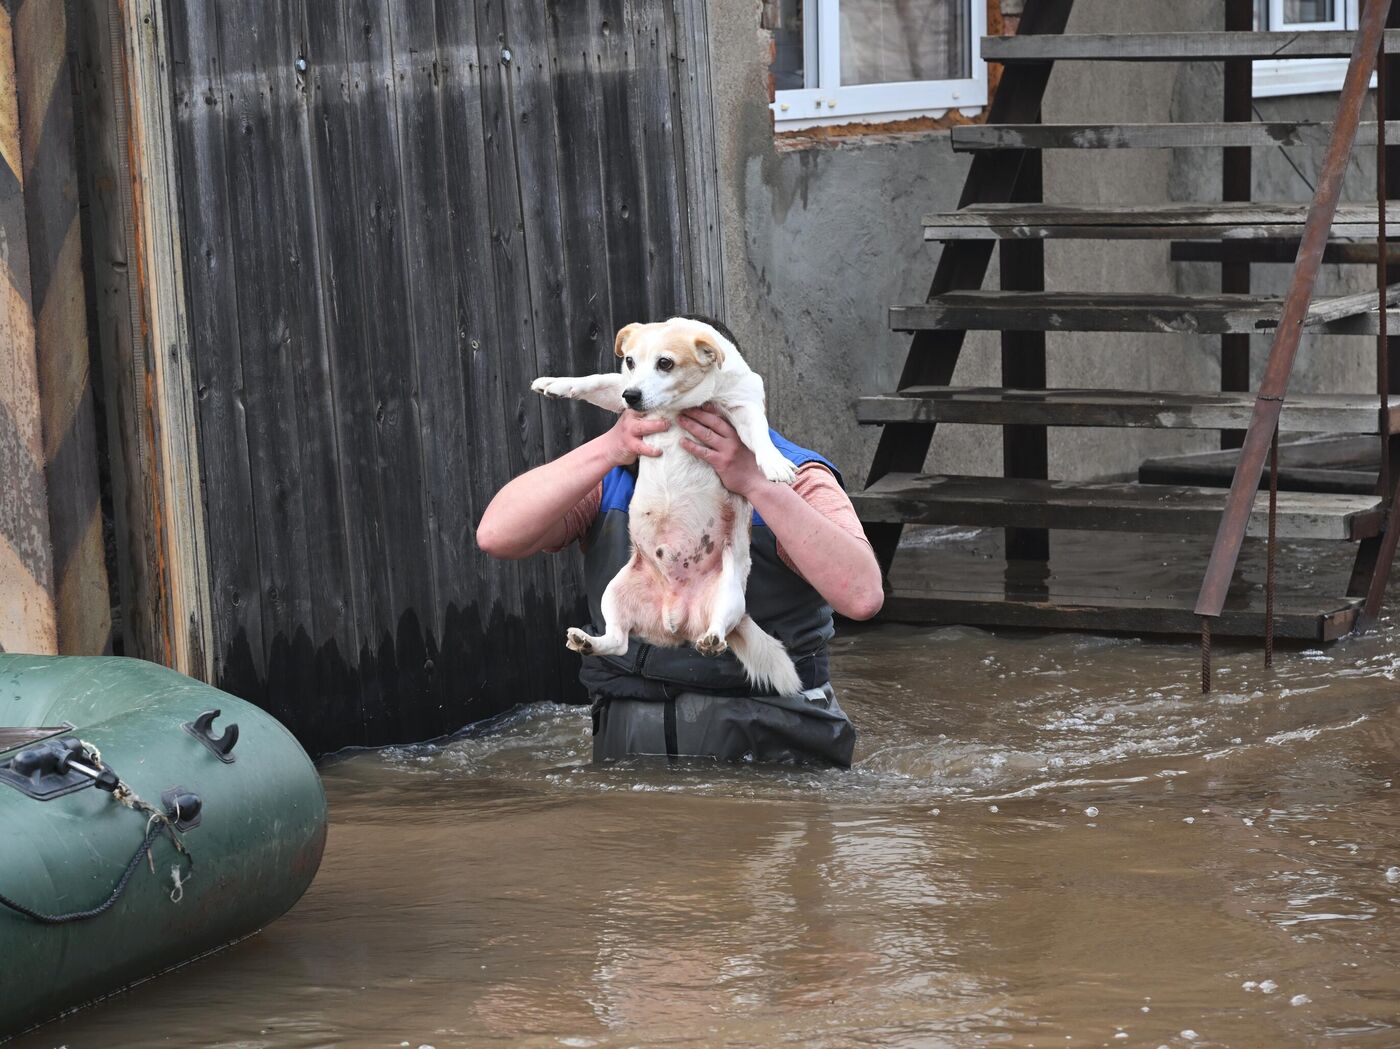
[772,104,986,133]
[1253,58,1377,98]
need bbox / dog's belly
[625,498,737,644]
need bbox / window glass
[772,0,807,92]
[1283,0,1336,22]
[838,0,969,85]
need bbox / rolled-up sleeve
[775,464,870,581]
[543,482,603,553]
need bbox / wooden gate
[82,0,721,753]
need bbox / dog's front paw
[532,376,574,400]
[695,633,728,657]
[757,450,797,485]
[565,627,594,655]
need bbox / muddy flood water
[16,613,1400,1048]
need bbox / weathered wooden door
[163,0,720,751]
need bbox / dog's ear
[694,331,726,368]
[614,323,641,359]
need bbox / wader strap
[662,697,679,762]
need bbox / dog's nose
[622,388,643,408]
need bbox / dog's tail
[728,616,803,696]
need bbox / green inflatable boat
[0,655,327,1039]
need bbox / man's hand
[605,410,669,466]
[678,406,767,498]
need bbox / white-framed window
[1253,0,1376,98]
[770,0,989,130]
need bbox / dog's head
[612,317,732,414]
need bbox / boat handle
[183,709,239,763]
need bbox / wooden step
[1140,435,1380,494]
[857,388,1400,433]
[889,289,1400,336]
[878,588,1359,642]
[952,121,1400,152]
[924,202,1394,241]
[1171,240,1400,265]
[853,474,1382,540]
[982,30,1400,64]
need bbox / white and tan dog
[531,316,803,695]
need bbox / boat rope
[0,820,165,924]
[0,742,194,924]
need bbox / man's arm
[677,407,885,621]
[477,411,669,560]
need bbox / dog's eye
[656,357,674,372]
[624,356,634,370]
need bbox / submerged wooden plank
[983,30,1400,63]
[853,474,1382,540]
[952,121,1400,151]
[891,290,1400,335]
[878,589,1358,642]
[1139,435,1382,494]
[925,201,1397,241]
[857,388,1400,433]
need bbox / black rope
[0,818,180,925]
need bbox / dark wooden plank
[878,590,1358,642]
[433,0,534,716]
[166,0,267,698]
[864,0,1076,572]
[888,289,1400,335]
[630,0,684,319]
[271,0,367,749]
[668,0,724,314]
[298,0,396,745]
[332,0,437,743]
[857,389,1400,433]
[923,201,1398,241]
[506,0,591,696]
[595,0,652,324]
[983,30,1400,63]
[474,0,560,702]
[385,0,475,740]
[211,0,321,731]
[951,121,1400,151]
[853,474,1382,540]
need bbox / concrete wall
[707,0,1379,487]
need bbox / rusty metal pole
[1265,429,1278,668]
[1201,617,1212,693]
[1196,0,1392,644]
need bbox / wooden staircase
[856,0,1400,649]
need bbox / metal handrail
[1194,0,1394,688]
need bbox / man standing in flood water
[476,320,883,767]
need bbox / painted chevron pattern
[0,0,110,655]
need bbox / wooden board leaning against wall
[71,0,723,753]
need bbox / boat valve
[183,709,239,763]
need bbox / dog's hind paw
[565,628,595,655]
[756,450,797,485]
[695,633,728,657]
